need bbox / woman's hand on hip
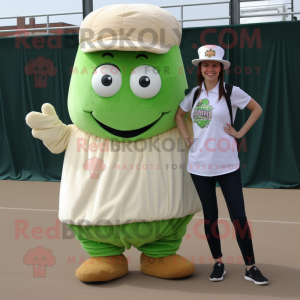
[223,123,242,139]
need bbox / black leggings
[190,168,255,266]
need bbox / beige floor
[0,180,299,300]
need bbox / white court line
[0,207,59,212]
[193,216,300,225]
[0,207,299,224]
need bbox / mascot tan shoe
[140,253,195,279]
[75,254,128,282]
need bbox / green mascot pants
[67,215,193,258]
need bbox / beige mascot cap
[79,4,181,54]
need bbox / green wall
[0,21,299,188]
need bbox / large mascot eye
[92,64,122,97]
[130,65,161,99]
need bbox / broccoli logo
[24,56,57,88]
[83,157,106,179]
[193,98,214,129]
[23,246,56,277]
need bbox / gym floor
[1,180,299,300]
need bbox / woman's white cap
[79,4,181,54]
[192,45,230,69]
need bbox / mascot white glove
[25,103,71,154]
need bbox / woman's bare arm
[223,98,263,138]
[175,107,194,146]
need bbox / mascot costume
[26,4,201,282]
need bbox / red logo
[83,157,106,179]
[24,56,57,88]
[23,246,56,277]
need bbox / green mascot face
[68,45,187,142]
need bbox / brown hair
[196,61,227,101]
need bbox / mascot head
[68,4,187,142]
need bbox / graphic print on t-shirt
[193,98,214,129]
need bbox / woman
[175,45,269,285]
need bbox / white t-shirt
[180,80,251,177]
